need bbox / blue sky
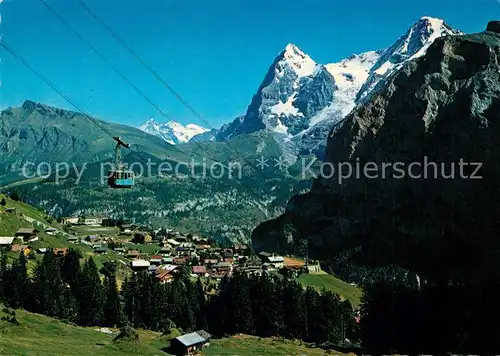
[1,0,498,128]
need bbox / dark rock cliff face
[252,30,500,282]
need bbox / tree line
[0,249,356,348]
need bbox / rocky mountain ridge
[138,118,208,145]
[252,24,500,282]
[192,17,462,158]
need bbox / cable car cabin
[108,170,134,188]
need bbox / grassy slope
[0,309,166,356]
[0,194,131,277]
[298,273,363,308]
[0,309,335,356]
[205,335,339,356]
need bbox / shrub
[113,325,139,342]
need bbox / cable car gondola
[108,136,134,188]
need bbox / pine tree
[32,250,68,318]
[77,258,104,326]
[60,248,82,286]
[229,272,253,334]
[195,279,208,331]
[103,274,123,327]
[122,274,140,328]
[283,279,307,339]
[305,286,320,342]
[317,289,342,344]
[12,252,30,309]
[0,252,7,302]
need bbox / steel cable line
[37,0,231,171]
[42,0,292,208]
[40,0,273,193]
[75,0,288,186]
[0,38,271,212]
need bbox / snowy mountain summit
[215,43,335,141]
[357,16,462,102]
[139,118,208,145]
[193,17,461,156]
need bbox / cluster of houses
[0,212,320,284]
[0,227,40,251]
[122,232,314,284]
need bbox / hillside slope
[0,308,331,356]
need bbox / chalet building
[45,227,57,235]
[258,251,272,260]
[192,266,207,276]
[170,330,211,355]
[204,259,218,266]
[267,256,284,269]
[173,257,187,265]
[257,252,284,269]
[233,244,248,253]
[245,255,262,268]
[156,270,173,284]
[150,255,163,265]
[67,236,80,243]
[167,238,180,246]
[93,247,108,254]
[307,261,321,273]
[130,259,150,271]
[5,208,16,214]
[62,217,79,225]
[78,217,103,226]
[126,250,140,259]
[0,236,14,247]
[120,224,135,235]
[214,261,232,272]
[15,228,39,242]
[195,244,210,251]
[162,257,174,264]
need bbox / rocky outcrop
[252,28,500,281]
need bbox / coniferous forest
[2,248,499,354]
[0,249,356,349]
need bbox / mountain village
[0,197,321,286]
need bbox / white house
[130,259,150,270]
[267,256,284,269]
[0,236,15,247]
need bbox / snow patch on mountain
[139,118,208,144]
[270,94,303,118]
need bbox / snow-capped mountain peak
[279,43,318,77]
[356,16,462,103]
[139,118,208,145]
[371,16,462,76]
[191,17,461,157]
